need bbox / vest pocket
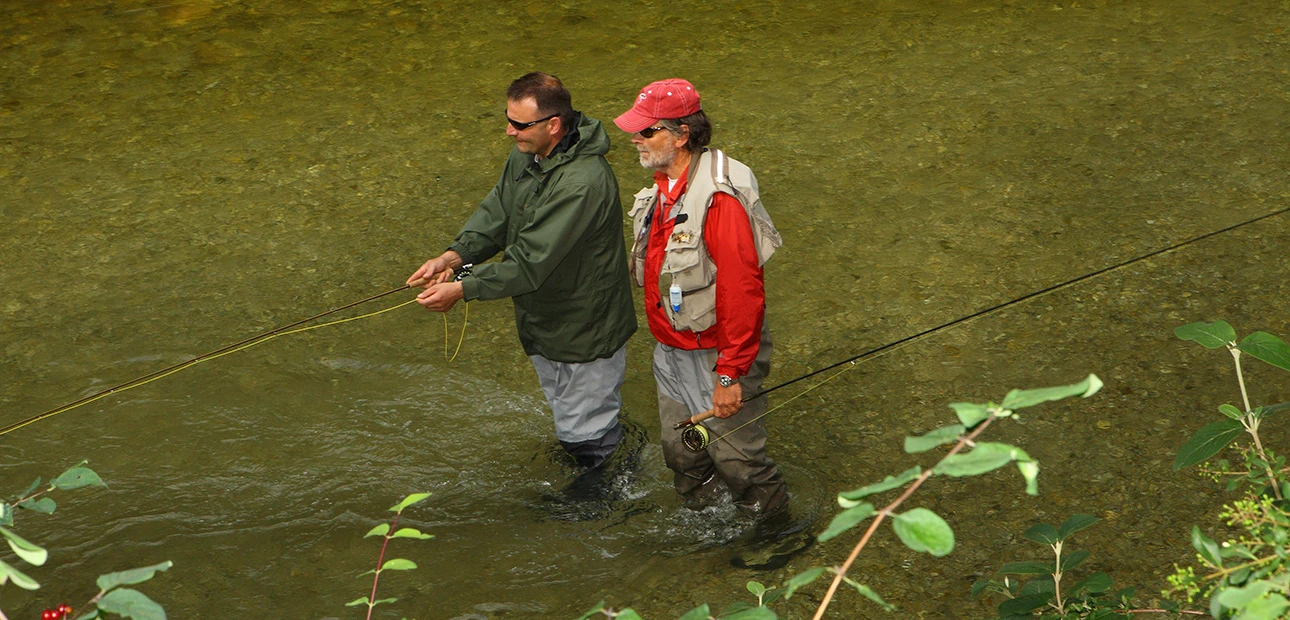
[662,281,717,333]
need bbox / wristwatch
[717,374,737,388]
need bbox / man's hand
[407,251,463,287]
[712,381,743,418]
[417,281,465,312]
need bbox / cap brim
[613,108,657,133]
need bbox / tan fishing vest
[628,149,783,333]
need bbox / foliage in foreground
[1,462,172,620]
[347,493,434,620]
[1165,321,1290,619]
[582,373,1106,619]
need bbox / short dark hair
[507,72,575,129]
[659,110,712,153]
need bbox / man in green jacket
[408,72,636,470]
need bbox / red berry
[42,610,56,620]
[59,605,72,613]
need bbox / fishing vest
[628,148,783,333]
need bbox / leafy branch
[347,493,433,620]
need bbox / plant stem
[365,512,401,620]
[1051,540,1064,614]
[1231,347,1251,414]
[812,413,999,619]
[1231,346,1282,500]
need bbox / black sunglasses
[507,112,558,131]
[638,126,668,138]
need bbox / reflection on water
[3,0,1290,617]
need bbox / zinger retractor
[673,409,717,452]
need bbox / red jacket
[644,168,765,378]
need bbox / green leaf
[1238,331,1290,371]
[51,467,106,491]
[722,608,776,620]
[935,443,1028,477]
[371,597,397,606]
[1216,580,1278,609]
[892,508,954,557]
[614,610,645,620]
[380,558,417,571]
[96,561,174,592]
[0,558,41,590]
[0,527,47,565]
[837,467,921,504]
[344,597,369,607]
[389,493,432,513]
[949,402,991,427]
[1017,460,1040,496]
[1071,572,1114,596]
[1174,419,1244,470]
[1061,548,1091,571]
[391,527,433,540]
[16,497,56,514]
[17,478,41,500]
[0,502,12,526]
[1057,514,1099,541]
[365,524,390,538]
[96,588,166,620]
[817,503,875,543]
[72,610,101,620]
[1233,593,1290,618]
[904,425,966,453]
[678,604,710,620]
[1191,526,1222,568]
[1255,401,1290,419]
[840,577,896,612]
[1220,404,1245,420]
[1175,321,1236,348]
[747,581,766,596]
[998,593,1052,615]
[782,567,826,599]
[1000,374,1103,410]
[998,560,1053,575]
[1024,523,1059,545]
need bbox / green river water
[2,1,1289,618]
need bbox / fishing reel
[673,409,717,452]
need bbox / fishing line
[682,205,1290,451]
[1,283,468,438]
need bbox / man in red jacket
[614,79,789,521]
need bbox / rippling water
[3,0,1290,618]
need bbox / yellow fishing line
[444,302,469,362]
[707,361,859,447]
[1,297,471,437]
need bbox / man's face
[631,126,684,171]
[505,97,558,156]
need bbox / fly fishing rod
[0,277,443,438]
[676,204,1290,451]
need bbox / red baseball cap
[614,79,701,133]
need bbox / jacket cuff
[459,276,481,302]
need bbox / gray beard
[638,148,675,171]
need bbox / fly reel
[673,409,717,452]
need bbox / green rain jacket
[447,112,637,363]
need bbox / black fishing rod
[676,205,1290,450]
[0,280,431,438]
